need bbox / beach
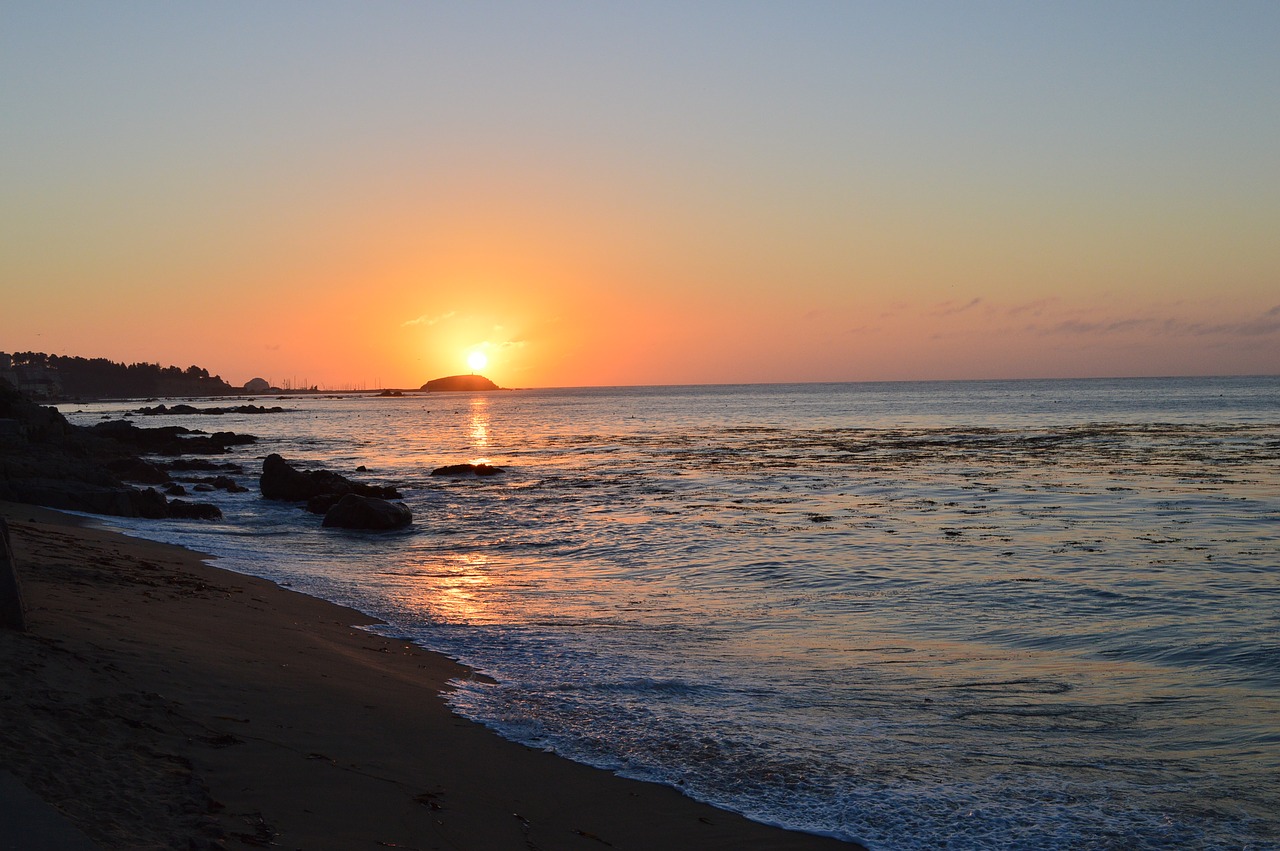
[0,500,859,850]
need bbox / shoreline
[0,501,862,850]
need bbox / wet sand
[0,501,861,850]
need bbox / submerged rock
[166,500,223,520]
[321,493,412,530]
[134,403,286,416]
[430,463,503,477]
[90,420,255,455]
[102,456,171,485]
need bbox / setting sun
[467,350,488,372]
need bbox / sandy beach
[0,501,860,850]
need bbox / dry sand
[0,502,862,850]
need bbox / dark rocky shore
[0,380,242,520]
[1,379,416,531]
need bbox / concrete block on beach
[0,517,25,631]
[0,770,101,850]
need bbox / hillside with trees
[0,352,236,399]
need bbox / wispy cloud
[1158,311,1280,338]
[468,336,529,354]
[401,311,456,328]
[1006,298,1058,318]
[1035,308,1280,340]
[1040,317,1154,336]
[931,297,983,317]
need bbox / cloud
[468,336,529,355]
[1158,311,1280,338]
[1006,298,1058,318]
[1040,317,1154,336]
[1036,308,1280,340]
[930,298,983,317]
[401,311,456,328]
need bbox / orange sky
[2,4,1277,389]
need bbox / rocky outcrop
[0,478,174,519]
[0,379,225,520]
[89,420,255,455]
[430,463,504,477]
[164,459,243,473]
[321,494,412,530]
[102,457,171,484]
[259,454,403,504]
[420,375,500,392]
[133,404,285,416]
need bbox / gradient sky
[3,2,1277,389]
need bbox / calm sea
[62,377,1280,850]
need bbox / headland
[420,374,501,392]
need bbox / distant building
[243,377,271,394]
[0,363,62,399]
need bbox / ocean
[60,376,1280,850]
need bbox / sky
[2,1,1278,389]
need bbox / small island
[420,374,501,392]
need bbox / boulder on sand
[321,494,412,530]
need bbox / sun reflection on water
[435,552,492,623]
[469,396,490,449]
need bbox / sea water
[61,377,1280,849]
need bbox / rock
[0,380,231,522]
[132,487,171,519]
[165,459,243,473]
[89,420,256,455]
[306,493,343,515]
[164,483,188,496]
[260,454,402,502]
[103,457,171,485]
[211,475,247,493]
[321,493,412,530]
[430,463,503,477]
[134,403,285,416]
[166,500,223,520]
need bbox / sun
[467,350,488,372]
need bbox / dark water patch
[940,678,1074,695]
